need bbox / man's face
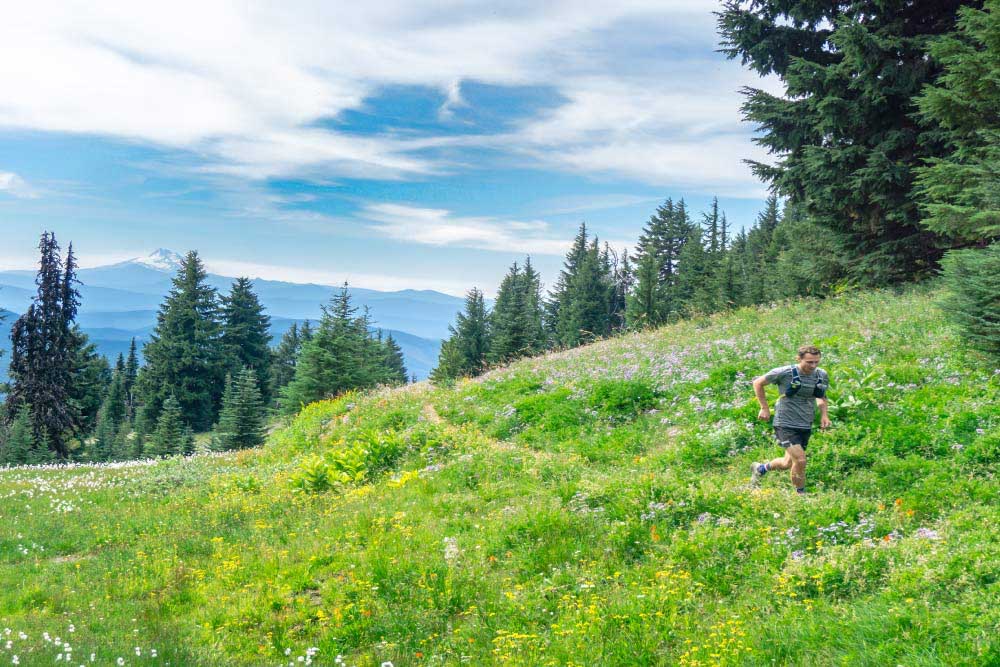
[798,353,821,373]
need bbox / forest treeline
[0,241,407,464]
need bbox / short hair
[797,345,821,358]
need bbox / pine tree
[558,239,612,346]
[626,250,665,328]
[520,257,547,354]
[0,407,35,466]
[100,369,128,430]
[381,334,408,385]
[90,407,117,462]
[546,223,590,345]
[280,285,371,413]
[221,277,273,404]
[719,0,969,284]
[147,395,185,458]
[490,262,529,363]
[214,369,266,451]
[915,1,1000,246]
[703,197,721,256]
[68,332,111,437]
[270,323,301,403]
[675,226,712,314]
[137,251,226,432]
[431,287,491,382]
[123,338,139,422]
[6,233,84,458]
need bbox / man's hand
[820,415,832,429]
[757,407,771,421]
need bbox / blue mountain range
[0,250,455,382]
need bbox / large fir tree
[137,251,227,432]
[6,234,89,458]
[220,277,273,404]
[718,0,973,284]
[431,287,491,382]
[280,286,392,413]
[915,0,999,246]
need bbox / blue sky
[0,1,778,296]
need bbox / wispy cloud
[0,1,769,193]
[360,203,572,255]
[0,172,39,199]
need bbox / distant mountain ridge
[0,250,456,380]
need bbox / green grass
[1,287,998,666]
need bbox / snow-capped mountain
[130,248,184,272]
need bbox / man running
[749,345,831,494]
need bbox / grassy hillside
[1,288,998,666]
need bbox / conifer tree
[0,407,35,466]
[280,285,374,413]
[719,0,969,283]
[381,334,408,385]
[431,287,491,382]
[147,395,185,458]
[137,251,226,432]
[557,239,612,346]
[675,226,712,313]
[68,333,111,437]
[6,233,86,458]
[123,338,139,420]
[609,247,633,332]
[270,323,302,402]
[520,257,547,354]
[90,407,117,462]
[546,223,590,344]
[214,368,266,451]
[626,251,665,328]
[100,369,128,431]
[915,1,1000,246]
[490,262,530,363]
[221,277,273,404]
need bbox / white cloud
[0,0,770,191]
[360,203,572,255]
[0,172,38,199]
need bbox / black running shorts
[774,426,812,450]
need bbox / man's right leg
[768,445,806,490]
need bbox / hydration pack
[786,365,826,398]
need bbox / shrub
[587,379,658,417]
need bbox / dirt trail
[421,403,444,424]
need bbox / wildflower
[915,528,940,540]
[12,656,19,665]
[791,550,805,560]
[443,537,460,564]
[382,662,394,667]
[116,660,125,667]
[285,648,292,656]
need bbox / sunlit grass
[1,287,997,665]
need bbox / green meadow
[1,287,998,666]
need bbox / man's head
[797,345,821,373]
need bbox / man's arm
[817,397,831,429]
[753,376,771,421]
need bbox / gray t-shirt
[762,365,829,429]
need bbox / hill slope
[0,288,998,666]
